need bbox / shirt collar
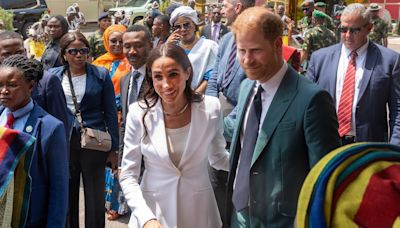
[258,62,288,93]
[342,39,369,58]
[6,99,34,119]
[212,22,221,27]
[132,64,146,76]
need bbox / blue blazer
[0,104,69,227]
[31,70,70,141]
[205,32,246,106]
[225,67,340,227]
[48,63,119,151]
[307,42,400,144]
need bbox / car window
[0,0,38,9]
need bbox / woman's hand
[166,30,182,45]
[143,219,162,228]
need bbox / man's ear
[235,2,244,14]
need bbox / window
[0,0,38,9]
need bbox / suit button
[253,200,257,204]
[252,171,259,175]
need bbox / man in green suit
[224,7,341,228]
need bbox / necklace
[163,103,189,116]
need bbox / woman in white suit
[120,43,229,228]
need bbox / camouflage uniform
[369,17,389,45]
[299,16,313,34]
[325,15,335,32]
[88,30,106,60]
[302,25,336,61]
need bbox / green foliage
[0,7,14,30]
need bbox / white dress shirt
[62,73,87,113]
[335,40,369,136]
[211,22,221,41]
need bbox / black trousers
[209,166,229,227]
[69,129,107,228]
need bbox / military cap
[98,12,110,21]
[312,10,328,19]
[315,2,327,7]
[368,3,381,12]
[301,0,314,7]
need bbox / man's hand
[143,219,162,228]
[106,152,118,170]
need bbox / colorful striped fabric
[0,127,35,228]
[296,143,400,228]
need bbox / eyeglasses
[338,24,366,35]
[212,12,221,15]
[173,22,192,31]
[66,47,90,55]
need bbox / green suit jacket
[225,66,340,227]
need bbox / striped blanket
[296,143,400,228]
[0,127,35,227]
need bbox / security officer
[299,0,314,35]
[88,12,112,61]
[301,10,336,69]
[315,2,335,31]
[368,3,389,47]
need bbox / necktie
[5,112,15,129]
[337,51,358,137]
[128,71,141,105]
[212,24,218,41]
[232,85,264,211]
[222,41,237,89]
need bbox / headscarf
[92,24,130,114]
[170,6,198,26]
[94,24,127,64]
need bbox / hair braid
[2,54,43,82]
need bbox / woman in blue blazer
[0,55,68,227]
[48,32,119,228]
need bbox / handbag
[66,67,112,152]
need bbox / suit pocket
[277,121,296,131]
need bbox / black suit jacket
[119,70,148,164]
[200,23,229,43]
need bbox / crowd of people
[0,0,399,227]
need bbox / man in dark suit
[119,25,152,162]
[200,7,229,43]
[225,7,340,227]
[307,3,400,145]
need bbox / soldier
[315,2,335,31]
[88,12,112,61]
[368,3,389,47]
[301,10,336,69]
[299,0,314,35]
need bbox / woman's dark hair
[141,43,203,136]
[49,15,69,37]
[59,32,90,62]
[1,54,43,82]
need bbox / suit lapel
[229,80,255,166]
[357,42,377,103]
[328,45,341,103]
[178,102,209,167]
[120,72,131,113]
[147,99,176,167]
[251,68,298,166]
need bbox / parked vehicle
[0,0,48,38]
[108,0,153,25]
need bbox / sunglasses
[301,7,310,11]
[66,47,90,55]
[212,12,221,15]
[338,25,366,35]
[173,22,192,31]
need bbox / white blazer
[120,95,229,228]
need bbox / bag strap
[66,67,85,131]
